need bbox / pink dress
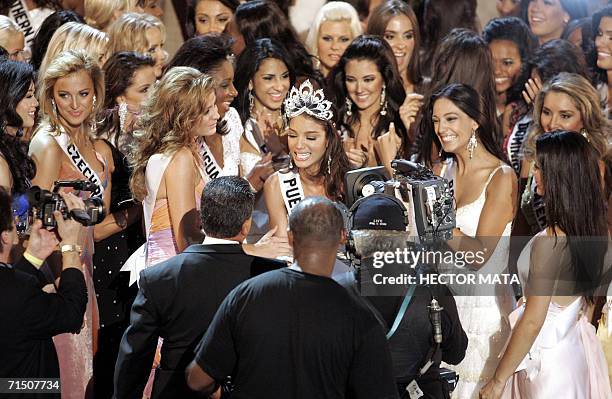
[503,236,612,398]
[53,153,108,399]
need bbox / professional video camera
[344,159,455,244]
[17,180,106,234]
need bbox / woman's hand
[479,377,506,399]
[343,138,368,169]
[399,93,424,128]
[521,76,543,105]
[375,122,402,175]
[246,153,274,191]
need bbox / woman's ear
[472,121,479,133]
[116,95,126,105]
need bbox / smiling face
[595,16,612,71]
[317,20,353,74]
[496,0,520,17]
[287,113,328,172]
[210,59,237,119]
[489,39,522,94]
[528,0,569,43]
[345,59,383,112]
[117,65,156,112]
[382,14,415,75]
[144,27,167,78]
[53,69,95,129]
[251,58,290,112]
[432,97,479,155]
[193,91,220,137]
[540,91,584,133]
[15,81,38,129]
[195,0,233,35]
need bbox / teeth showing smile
[495,77,510,84]
[439,135,458,143]
[270,93,283,101]
[295,152,311,161]
[530,16,544,23]
[355,94,369,102]
[598,51,611,58]
[394,52,406,58]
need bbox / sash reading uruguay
[199,138,221,180]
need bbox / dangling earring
[467,129,478,159]
[345,97,353,117]
[327,154,331,175]
[51,99,58,120]
[118,102,128,133]
[248,89,254,115]
[580,128,591,142]
[288,156,293,169]
[380,84,387,116]
[92,95,97,110]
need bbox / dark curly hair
[0,61,36,195]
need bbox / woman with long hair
[304,1,362,78]
[129,66,218,263]
[426,83,517,398]
[107,12,167,78]
[518,72,610,236]
[29,49,108,399]
[330,35,416,171]
[0,60,38,242]
[185,0,239,37]
[483,17,538,118]
[367,0,423,94]
[263,79,350,238]
[227,0,317,81]
[592,5,612,117]
[480,131,611,398]
[414,29,500,172]
[93,50,155,397]
[523,0,587,45]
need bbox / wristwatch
[61,244,82,254]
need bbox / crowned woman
[264,80,350,238]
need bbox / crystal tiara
[284,80,333,121]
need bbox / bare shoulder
[166,147,198,178]
[28,130,62,158]
[487,164,517,193]
[263,171,279,193]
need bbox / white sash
[278,170,305,214]
[198,138,222,180]
[121,153,172,286]
[8,0,36,46]
[53,131,105,198]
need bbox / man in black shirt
[0,188,88,387]
[187,197,399,399]
[114,177,286,398]
[344,194,468,398]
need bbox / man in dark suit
[114,176,286,399]
[0,188,88,395]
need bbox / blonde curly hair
[130,66,216,201]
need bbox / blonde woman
[28,49,108,399]
[84,0,137,31]
[0,15,27,61]
[304,1,362,78]
[38,21,108,80]
[107,12,167,78]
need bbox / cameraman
[343,194,468,399]
[0,187,88,384]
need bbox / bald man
[186,197,399,399]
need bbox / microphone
[428,298,444,344]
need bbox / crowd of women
[1,0,611,398]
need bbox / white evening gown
[444,164,516,399]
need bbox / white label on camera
[407,380,424,399]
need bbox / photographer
[0,187,88,383]
[343,194,468,399]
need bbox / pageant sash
[53,131,104,198]
[198,138,222,180]
[278,170,305,214]
[8,0,36,46]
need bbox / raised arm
[29,133,62,191]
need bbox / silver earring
[467,129,478,159]
[92,95,97,110]
[327,154,331,175]
[345,97,352,117]
[288,156,293,169]
[380,84,387,116]
[118,102,128,133]
[51,99,58,119]
[248,89,254,115]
